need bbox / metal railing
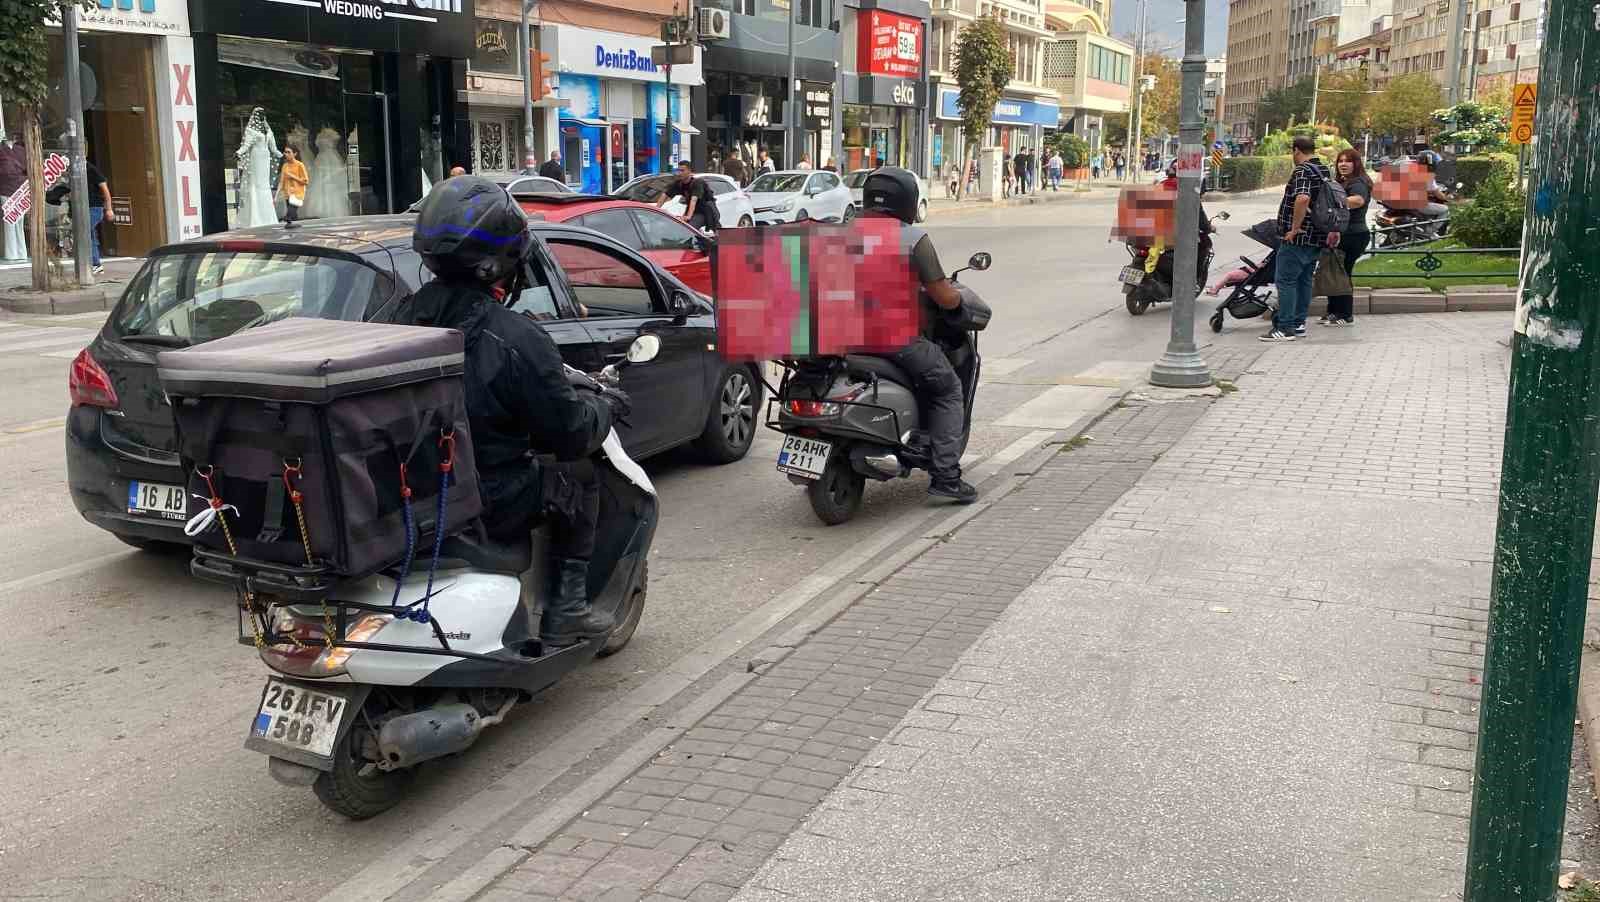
[1357,244,1520,283]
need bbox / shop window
[471,18,522,76]
[546,241,658,318]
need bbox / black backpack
[1309,165,1350,234]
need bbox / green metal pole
[1464,2,1600,899]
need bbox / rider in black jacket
[398,176,620,644]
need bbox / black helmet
[413,176,530,284]
[1415,150,1442,171]
[862,166,920,225]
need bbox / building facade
[1388,0,1452,85]
[838,0,933,173]
[1467,0,1542,96]
[1041,1,1132,154]
[1202,57,1227,138]
[1331,23,1393,92]
[1223,0,1287,144]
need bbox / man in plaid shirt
[1262,135,1337,342]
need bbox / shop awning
[560,116,611,127]
[673,124,702,136]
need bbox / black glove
[600,385,632,422]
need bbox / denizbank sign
[550,24,703,85]
[193,0,477,58]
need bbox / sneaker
[92,265,104,275]
[1329,317,1354,326]
[1317,315,1333,325]
[1294,325,1308,337]
[928,479,978,504]
[1258,329,1296,343]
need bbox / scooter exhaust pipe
[376,699,514,771]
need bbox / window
[508,254,559,321]
[735,0,755,14]
[547,241,658,318]
[632,209,699,250]
[705,177,737,195]
[470,18,522,76]
[576,209,645,251]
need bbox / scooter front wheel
[313,722,413,820]
[807,452,865,525]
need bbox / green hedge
[1453,153,1517,197]
[1220,155,1294,191]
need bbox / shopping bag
[1314,248,1352,297]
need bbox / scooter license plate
[249,678,347,758]
[777,435,832,480]
[1119,265,1146,286]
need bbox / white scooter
[194,337,662,819]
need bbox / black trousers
[892,338,965,482]
[543,459,599,561]
[1326,230,1370,321]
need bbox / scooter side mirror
[968,252,992,272]
[626,334,662,365]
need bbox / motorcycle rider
[397,176,621,644]
[1415,150,1451,216]
[860,166,978,504]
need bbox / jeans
[1326,230,1370,321]
[1274,242,1320,331]
[88,205,104,266]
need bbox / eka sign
[858,9,922,79]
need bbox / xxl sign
[859,9,922,79]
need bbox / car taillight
[69,348,118,408]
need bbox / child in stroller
[1206,219,1280,333]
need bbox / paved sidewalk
[735,314,1514,901]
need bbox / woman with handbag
[1320,149,1372,326]
[276,145,309,223]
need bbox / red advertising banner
[859,10,922,79]
[714,218,920,361]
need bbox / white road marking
[0,327,99,354]
[39,347,85,359]
[0,550,135,601]
[996,384,1121,429]
[981,357,1033,377]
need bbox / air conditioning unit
[698,8,731,40]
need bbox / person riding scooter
[860,166,977,504]
[396,176,624,644]
[1415,150,1452,216]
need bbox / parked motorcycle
[771,252,993,525]
[198,336,662,819]
[1372,181,1461,248]
[1119,211,1227,315]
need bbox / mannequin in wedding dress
[303,128,350,219]
[235,108,281,228]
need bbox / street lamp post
[1148,0,1211,389]
[63,5,92,286]
[520,0,539,174]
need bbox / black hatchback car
[66,215,762,549]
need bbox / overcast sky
[1109,0,1231,58]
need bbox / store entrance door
[341,91,394,215]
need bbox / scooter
[1372,181,1461,248]
[770,252,993,525]
[1119,211,1228,316]
[194,336,662,820]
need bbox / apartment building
[1202,57,1227,137]
[1388,0,1453,84]
[1287,0,1329,82]
[1467,0,1542,95]
[927,0,1062,177]
[1041,0,1133,151]
[1331,23,1394,91]
[1223,0,1287,143]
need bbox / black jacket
[538,160,565,181]
[389,279,611,535]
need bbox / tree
[1316,69,1371,141]
[952,14,1012,198]
[1046,133,1089,170]
[1137,54,1181,140]
[1367,73,1443,143]
[1254,78,1315,135]
[1432,101,1509,151]
[0,0,95,290]
[1103,111,1129,149]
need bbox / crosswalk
[0,312,109,361]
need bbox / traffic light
[530,50,553,101]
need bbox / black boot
[928,478,978,504]
[540,557,615,644]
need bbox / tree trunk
[23,109,47,291]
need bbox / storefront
[840,6,927,173]
[543,24,700,194]
[0,2,197,257]
[464,15,539,180]
[188,0,475,234]
[932,87,1059,172]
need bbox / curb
[0,286,112,315]
[1578,650,1600,802]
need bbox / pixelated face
[1110,184,1178,242]
[1373,161,1434,210]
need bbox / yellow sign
[1509,82,1537,146]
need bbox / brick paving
[734,313,1514,902]
[473,352,1259,901]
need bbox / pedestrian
[796,154,813,171]
[1002,157,1015,198]
[449,164,467,177]
[83,158,111,274]
[758,148,776,174]
[1011,149,1025,195]
[276,145,308,224]
[722,148,749,187]
[1047,151,1063,190]
[538,151,564,181]
[1320,148,1372,327]
[1262,135,1335,342]
[1091,152,1102,179]
[824,157,838,174]
[1114,153,1125,180]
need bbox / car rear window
[751,174,806,193]
[615,175,673,203]
[110,250,392,346]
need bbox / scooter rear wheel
[313,722,413,820]
[807,453,865,525]
[599,561,648,657]
[1126,292,1151,315]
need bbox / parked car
[747,170,855,225]
[513,194,714,296]
[614,172,756,229]
[844,168,929,222]
[65,216,762,550]
[500,174,572,194]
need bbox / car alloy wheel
[738,215,753,227]
[720,370,754,448]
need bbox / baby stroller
[1207,219,1280,333]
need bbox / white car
[748,170,855,225]
[845,169,929,223]
[613,172,756,229]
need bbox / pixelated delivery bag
[157,319,482,579]
[713,217,920,361]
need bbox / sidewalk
[445,312,1600,902]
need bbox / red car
[515,194,713,295]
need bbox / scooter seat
[437,532,533,574]
[844,355,914,388]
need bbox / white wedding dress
[304,129,351,219]
[236,123,280,228]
